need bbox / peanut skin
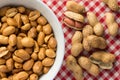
[63,17,75,27]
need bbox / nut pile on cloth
[43,0,120,80]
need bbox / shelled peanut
[0,6,57,80]
[105,12,119,36]
[102,0,119,11]
[63,1,85,30]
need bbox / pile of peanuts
[65,1,117,80]
[0,6,57,80]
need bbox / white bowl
[0,0,65,80]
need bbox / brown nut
[66,1,85,13]
[30,21,37,27]
[93,23,104,36]
[98,37,107,49]
[9,34,17,46]
[17,6,26,13]
[21,23,31,31]
[1,16,7,22]
[44,34,53,43]
[104,0,119,11]
[31,52,38,61]
[43,24,52,35]
[38,48,46,60]
[2,26,15,36]
[13,55,24,63]
[37,16,47,26]
[72,31,83,44]
[45,49,56,58]
[63,16,74,26]
[12,68,23,74]
[0,7,10,16]
[6,58,14,71]
[66,55,84,80]
[42,57,54,67]
[0,58,6,65]
[28,27,37,38]
[78,56,100,76]
[6,8,18,17]
[71,43,83,57]
[78,56,92,71]
[21,37,35,47]
[25,47,33,55]
[16,37,23,49]
[41,44,49,49]
[18,33,27,38]
[7,46,16,54]
[29,10,40,21]
[87,12,98,26]
[0,23,8,33]
[14,62,23,69]
[36,25,43,32]
[29,74,38,80]
[48,37,57,49]
[82,25,93,38]
[0,35,8,45]
[26,70,33,76]
[0,47,9,58]
[37,32,45,46]
[21,15,29,24]
[88,64,100,76]
[83,38,91,51]
[13,71,28,80]
[0,65,9,73]
[3,52,12,60]
[90,51,115,69]
[7,18,17,26]
[64,11,84,23]
[43,67,50,74]
[34,41,39,53]
[14,49,30,61]
[108,22,118,36]
[23,59,34,71]
[14,13,22,28]
[33,61,43,74]
[105,12,114,25]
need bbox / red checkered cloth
[42,0,120,80]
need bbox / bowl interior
[0,0,65,80]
